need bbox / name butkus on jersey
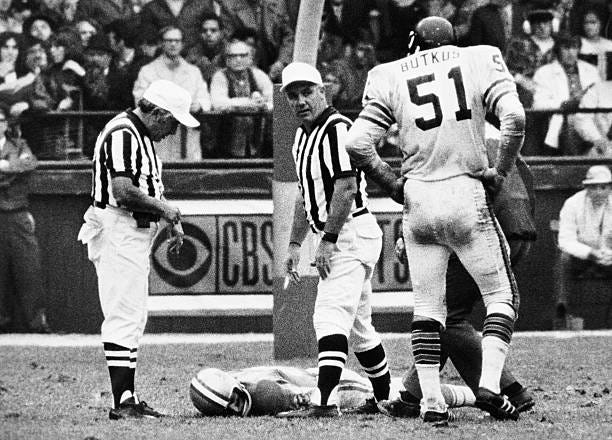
[360,45,518,181]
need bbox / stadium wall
[24,157,611,334]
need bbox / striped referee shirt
[91,110,164,208]
[292,107,368,232]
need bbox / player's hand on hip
[481,167,505,197]
[315,240,336,280]
[390,177,406,205]
[167,221,184,255]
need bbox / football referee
[78,80,199,420]
[277,63,390,418]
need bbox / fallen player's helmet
[190,368,252,416]
[408,16,455,54]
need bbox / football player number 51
[407,66,472,130]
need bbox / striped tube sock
[103,342,134,408]
[479,313,514,393]
[128,347,137,395]
[317,334,348,405]
[355,344,391,401]
[411,320,445,409]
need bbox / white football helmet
[190,368,252,416]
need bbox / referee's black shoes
[276,404,341,418]
[475,387,519,420]
[109,396,164,420]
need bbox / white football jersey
[360,45,518,181]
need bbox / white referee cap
[142,79,200,127]
[280,62,323,92]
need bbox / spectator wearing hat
[554,165,612,325]
[574,65,612,157]
[532,33,600,155]
[133,25,210,161]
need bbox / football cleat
[276,404,341,418]
[475,387,519,420]
[109,396,163,420]
[507,387,535,413]
[422,409,455,427]
[343,397,380,415]
[377,398,420,418]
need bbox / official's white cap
[582,165,612,185]
[142,80,200,127]
[280,62,323,92]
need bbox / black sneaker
[377,398,420,418]
[475,387,519,420]
[343,397,379,415]
[276,404,341,418]
[422,409,455,427]
[507,387,535,413]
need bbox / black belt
[310,208,369,233]
[93,201,160,228]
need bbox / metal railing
[7,107,612,161]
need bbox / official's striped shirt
[292,107,368,232]
[91,110,164,208]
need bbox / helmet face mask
[190,368,253,417]
[407,16,455,55]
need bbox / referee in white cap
[276,63,391,418]
[78,79,200,420]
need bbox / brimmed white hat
[280,62,323,92]
[582,165,612,185]
[142,80,200,128]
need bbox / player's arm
[345,70,404,204]
[481,48,526,192]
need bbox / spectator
[0,106,50,333]
[453,0,489,46]
[185,13,226,85]
[551,0,580,35]
[104,19,141,110]
[317,29,344,72]
[322,0,377,47]
[59,0,79,26]
[0,31,22,86]
[329,38,378,109]
[7,42,48,120]
[133,28,158,73]
[133,25,210,161]
[75,18,99,49]
[74,0,135,28]
[218,0,294,81]
[23,14,56,46]
[574,69,612,157]
[320,66,345,108]
[579,8,612,79]
[38,0,67,29]
[555,165,612,324]
[210,39,272,158]
[0,0,24,33]
[506,8,558,155]
[467,0,514,52]
[532,33,600,155]
[138,0,216,50]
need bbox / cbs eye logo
[151,222,212,288]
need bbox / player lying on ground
[189,365,478,416]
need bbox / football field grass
[1,332,611,440]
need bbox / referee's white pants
[78,206,158,348]
[314,213,383,353]
[402,175,517,327]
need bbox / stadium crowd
[0,0,610,159]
